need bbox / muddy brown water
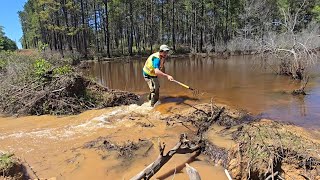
[0,104,230,179]
[84,55,320,129]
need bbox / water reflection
[83,55,320,128]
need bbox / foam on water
[0,103,156,140]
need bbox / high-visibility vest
[143,52,160,77]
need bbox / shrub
[33,58,52,80]
[0,58,6,69]
[53,64,72,76]
[0,153,14,174]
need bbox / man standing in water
[143,45,174,107]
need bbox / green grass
[0,153,15,173]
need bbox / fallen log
[130,134,203,180]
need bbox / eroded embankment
[0,102,319,179]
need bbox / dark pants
[144,77,160,106]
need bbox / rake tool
[171,79,200,96]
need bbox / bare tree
[262,0,319,80]
[263,23,319,80]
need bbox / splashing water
[0,103,156,141]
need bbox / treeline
[0,26,18,51]
[19,0,320,58]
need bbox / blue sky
[0,0,27,49]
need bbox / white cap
[159,44,170,52]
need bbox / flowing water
[84,55,320,128]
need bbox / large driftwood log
[130,134,203,180]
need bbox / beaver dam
[84,55,320,128]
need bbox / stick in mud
[130,134,203,180]
[185,163,201,180]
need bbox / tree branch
[130,134,203,180]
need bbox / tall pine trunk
[104,0,111,58]
[128,0,134,56]
[80,0,88,58]
[94,1,100,53]
[172,0,176,51]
